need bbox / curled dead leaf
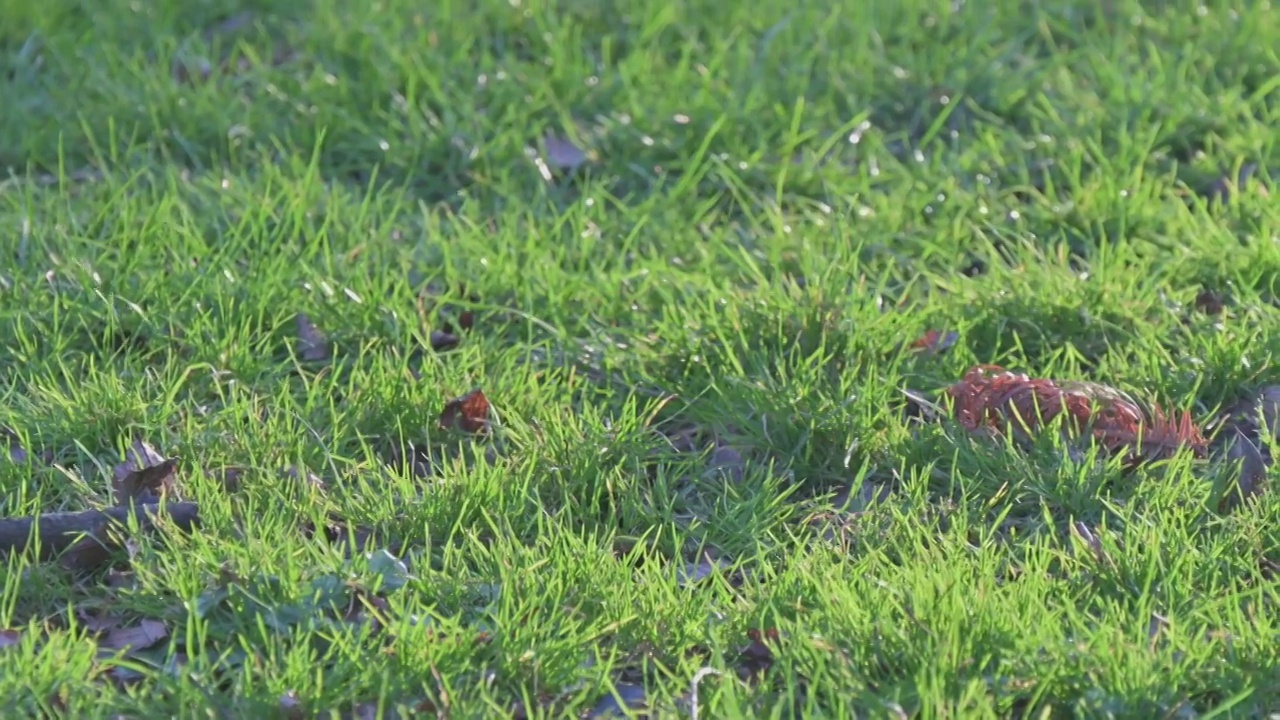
[0,628,21,648]
[429,329,460,352]
[112,458,179,506]
[909,329,959,356]
[739,628,779,679]
[945,365,1206,464]
[296,313,331,361]
[280,690,306,720]
[439,389,491,434]
[1209,162,1268,204]
[543,134,589,170]
[100,619,168,653]
[1221,429,1268,512]
[1193,289,1226,316]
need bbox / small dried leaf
[429,330,460,352]
[676,556,729,588]
[587,682,648,718]
[543,134,589,170]
[285,465,326,490]
[1209,162,1267,204]
[112,458,179,506]
[296,313,331,361]
[280,690,306,720]
[1070,522,1107,565]
[1147,612,1170,651]
[100,619,168,653]
[114,441,167,480]
[60,536,116,573]
[77,609,123,634]
[706,444,745,483]
[739,628,778,678]
[909,329,959,355]
[1222,430,1268,511]
[0,629,21,648]
[439,389,491,434]
[5,428,28,464]
[1193,289,1226,315]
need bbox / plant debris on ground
[0,0,1278,717]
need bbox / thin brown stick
[0,502,200,560]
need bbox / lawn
[1,0,1279,717]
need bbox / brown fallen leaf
[1147,612,1170,652]
[114,440,166,479]
[77,609,123,634]
[100,619,168,653]
[3,428,28,463]
[439,389,491,434]
[112,458,179,506]
[296,313,331,361]
[280,690,306,720]
[1221,429,1268,512]
[543,134,589,170]
[429,329,460,352]
[1209,162,1268,204]
[909,329,959,355]
[285,465,326,490]
[0,628,21,648]
[1193,289,1226,316]
[946,365,1207,464]
[677,552,730,588]
[705,444,746,483]
[739,628,778,679]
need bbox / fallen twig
[0,502,200,561]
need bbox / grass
[1,0,1279,716]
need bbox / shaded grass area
[1,0,1279,716]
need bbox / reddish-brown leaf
[945,365,1206,464]
[739,628,778,678]
[909,329,959,355]
[439,389,491,434]
[1194,289,1226,315]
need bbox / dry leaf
[296,313,331,361]
[1070,522,1107,565]
[909,329,959,355]
[3,428,28,464]
[439,389,491,434]
[280,690,306,720]
[100,619,168,653]
[587,683,648,719]
[677,555,729,588]
[1209,162,1268,204]
[706,444,745,483]
[1147,612,1170,651]
[543,134,589,170]
[114,440,167,479]
[112,458,179,506]
[60,536,116,573]
[77,609,123,634]
[285,465,326,490]
[1222,429,1268,511]
[0,629,21,648]
[430,330,460,352]
[945,365,1207,464]
[739,628,779,678]
[1193,289,1226,315]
